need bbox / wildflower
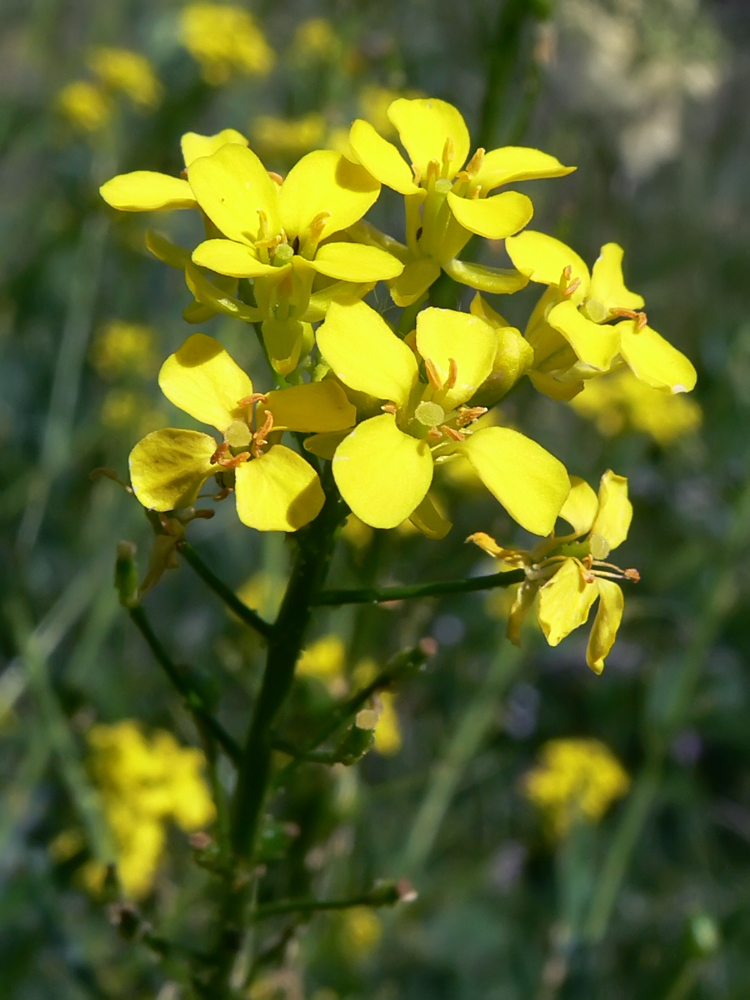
[314,299,570,536]
[87,47,162,108]
[251,112,327,157]
[348,96,574,303]
[57,81,111,132]
[291,18,339,63]
[470,470,638,673]
[238,572,285,619]
[524,738,630,837]
[339,907,382,958]
[298,634,347,696]
[84,720,214,898]
[91,320,156,380]
[187,143,403,370]
[505,232,697,398]
[372,692,401,755]
[180,3,275,84]
[569,368,702,444]
[129,333,355,532]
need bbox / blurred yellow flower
[570,368,702,444]
[298,634,346,686]
[84,720,215,898]
[292,18,338,62]
[340,513,374,549]
[359,86,409,138]
[180,3,275,84]
[57,81,111,132]
[524,738,630,837]
[339,906,382,957]
[353,658,402,756]
[237,571,285,620]
[100,389,163,435]
[251,112,327,156]
[87,47,162,108]
[91,320,157,380]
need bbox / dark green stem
[129,606,241,765]
[313,569,525,606]
[252,884,402,920]
[231,475,348,860]
[178,541,274,640]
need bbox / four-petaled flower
[470,470,639,673]
[313,300,571,536]
[348,97,575,303]
[129,334,355,532]
[505,231,697,399]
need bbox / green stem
[231,473,348,860]
[129,605,242,765]
[314,569,525,606]
[178,542,274,640]
[252,884,401,920]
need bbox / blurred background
[1,0,750,997]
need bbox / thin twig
[313,569,525,606]
[252,884,402,921]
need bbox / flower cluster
[57,47,161,133]
[83,720,214,898]
[180,3,275,84]
[100,96,697,670]
[524,738,630,837]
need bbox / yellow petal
[415,307,497,410]
[529,370,584,401]
[146,230,192,269]
[390,258,441,307]
[547,300,620,371]
[159,333,253,431]
[180,128,248,167]
[332,414,433,528]
[443,258,529,295]
[317,300,418,408]
[348,119,419,195]
[446,190,533,240]
[187,144,282,245]
[505,230,590,299]
[100,172,197,211]
[309,242,404,281]
[508,581,539,646]
[387,97,470,178]
[265,381,356,432]
[586,580,624,674]
[129,428,216,510]
[558,476,599,537]
[185,261,262,322]
[409,492,452,539]
[192,239,279,277]
[261,318,309,377]
[303,430,349,460]
[587,243,644,319]
[235,446,324,532]
[471,146,576,192]
[590,470,632,555]
[303,280,377,322]
[462,426,570,536]
[617,321,697,394]
[280,150,380,241]
[537,559,598,646]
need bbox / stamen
[306,211,331,246]
[252,410,275,459]
[441,137,455,174]
[624,568,641,581]
[445,357,459,391]
[636,311,648,331]
[562,277,581,299]
[442,426,466,442]
[211,441,251,468]
[427,427,443,441]
[267,171,284,185]
[425,358,443,390]
[426,160,440,185]
[465,147,485,177]
[381,402,398,415]
[257,208,269,238]
[456,405,488,427]
[237,392,268,408]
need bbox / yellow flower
[85,720,214,898]
[180,3,275,84]
[471,470,639,673]
[237,571,285,619]
[312,299,570,536]
[339,906,382,957]
[87,47,162,108]
[348,96,575,303]
[506,232,697,398]
[297,634,347,695]
[372,692,401,756]
[128,333,355,532]
[359,86,410,138]
[57,81,111,132]
[251,112,327,157]
[524,738,630,837]
[91,320,157,379]
[291,18,339,63]
[570,368,702,444]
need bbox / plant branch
[129,605,242,765]
[313,570,525,606]
[252,882,404,920]
[178,542,274,640]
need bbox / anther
[237,392,268,408]
[251,410,275,458]
[563,277,581,299]
[445,357,459,391]
[624,568,641,582]
[427,427,443,441]
[267,171,283,185]
[456,405,488,427]
[441,137,455,175]
[425,358,443,391]
[442,426,466,442]
[465,147,485,177]
[257,208,269,238]
[211,442,251,468]
[381,402,398,415]
[307,211,331,245]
